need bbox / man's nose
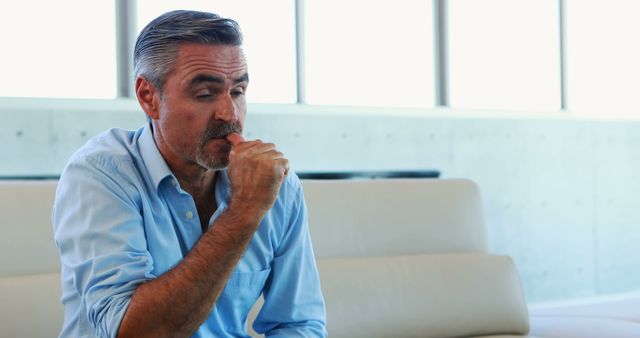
[215,94,238,123]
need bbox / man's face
[152,43,248,171]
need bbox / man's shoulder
[54,127,151,216]
[63,127,144,176]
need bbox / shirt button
[185,211,194,219]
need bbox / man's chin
[198,140,232,168]
[198,157,229,171]
[198,151,231,171]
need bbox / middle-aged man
[52,10,326,338]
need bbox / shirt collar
[139,122,173,191]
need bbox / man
[52,10,326,338]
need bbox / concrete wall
[2,97,640,303]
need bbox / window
[565,0,640,115]
[448,0,560,111]
[136,0,297,104]
[0,1,116,99]
[304,0,435,108]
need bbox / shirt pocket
[218,267,272,320]
[226,268,271,288]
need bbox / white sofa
[293,178,530,338]
[1,178,640,337]
[0,180,64,338]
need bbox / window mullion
[433,0,450,107]
[558,0,567,110]
[115,0,137,98]
[295,0,306,104]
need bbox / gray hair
[133,10,243,95]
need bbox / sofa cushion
[317,253,529,338]
[529,292,640,322]
[530,316,640,337]
[301,179,489,258]
[0,272,63,338]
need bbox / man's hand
[226,133,290,217]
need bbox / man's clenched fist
[225,133,290,218]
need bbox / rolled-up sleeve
[252,177,327,337]
[53,156,155,338]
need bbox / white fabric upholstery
[0,272,63,338]
[251,179,529,338]
[301,178,490,257]
[0,180,59,276]
[317,253,529,338]
[530,316,640,337]
[0,180,63,338]
[529,292,640,322]
[527,292,640,338]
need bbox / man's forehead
[177,43,246,64]
[187,73,249,88]
[175,43,248,81]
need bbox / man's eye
[231,89,245,97]
[196,91,212,99]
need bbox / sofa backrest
[301,178,490,257]
[0,178,487,271]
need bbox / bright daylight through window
[137,0,297,104]
[304,0,435,108]
[0,1,116,99]
[565,0,640,115]
[449,0,560,112]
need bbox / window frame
[0,0,577,115]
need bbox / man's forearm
[117,207,263,338]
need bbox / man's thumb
[226,133,245,146]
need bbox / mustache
[202,122,242,141]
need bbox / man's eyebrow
[188,74,224,87]
[234,73,249,85]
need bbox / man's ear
[135,76,161,120]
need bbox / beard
[196,121,242,170]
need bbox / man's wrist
[220,201,265,231]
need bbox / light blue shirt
[52,124,326,338]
